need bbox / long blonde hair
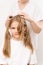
[3,15,34,57]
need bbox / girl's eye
[11,27,15,29]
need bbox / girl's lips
[15,33,19,35]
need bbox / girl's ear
[8,29,12,37]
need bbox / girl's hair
[3,15,34,57]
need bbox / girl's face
[10,21,20,39]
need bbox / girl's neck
[12,34,23,41]
[11,37,20,41]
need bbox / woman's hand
[18,12,41,33]
[5,16,13,28]
[18,12,31,22]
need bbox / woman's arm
[28,18,41,33]
[38,20,43,28]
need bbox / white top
[0,38,37,65]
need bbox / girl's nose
[15,29,18,32]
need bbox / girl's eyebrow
[20,15,24,16]
[11,26,15,28]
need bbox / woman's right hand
[5,16,13,28]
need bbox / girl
[0,15,37,65]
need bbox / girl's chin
[14,36,20,39]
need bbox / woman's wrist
[27,17,33,23]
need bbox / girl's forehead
[11,21,19,27]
